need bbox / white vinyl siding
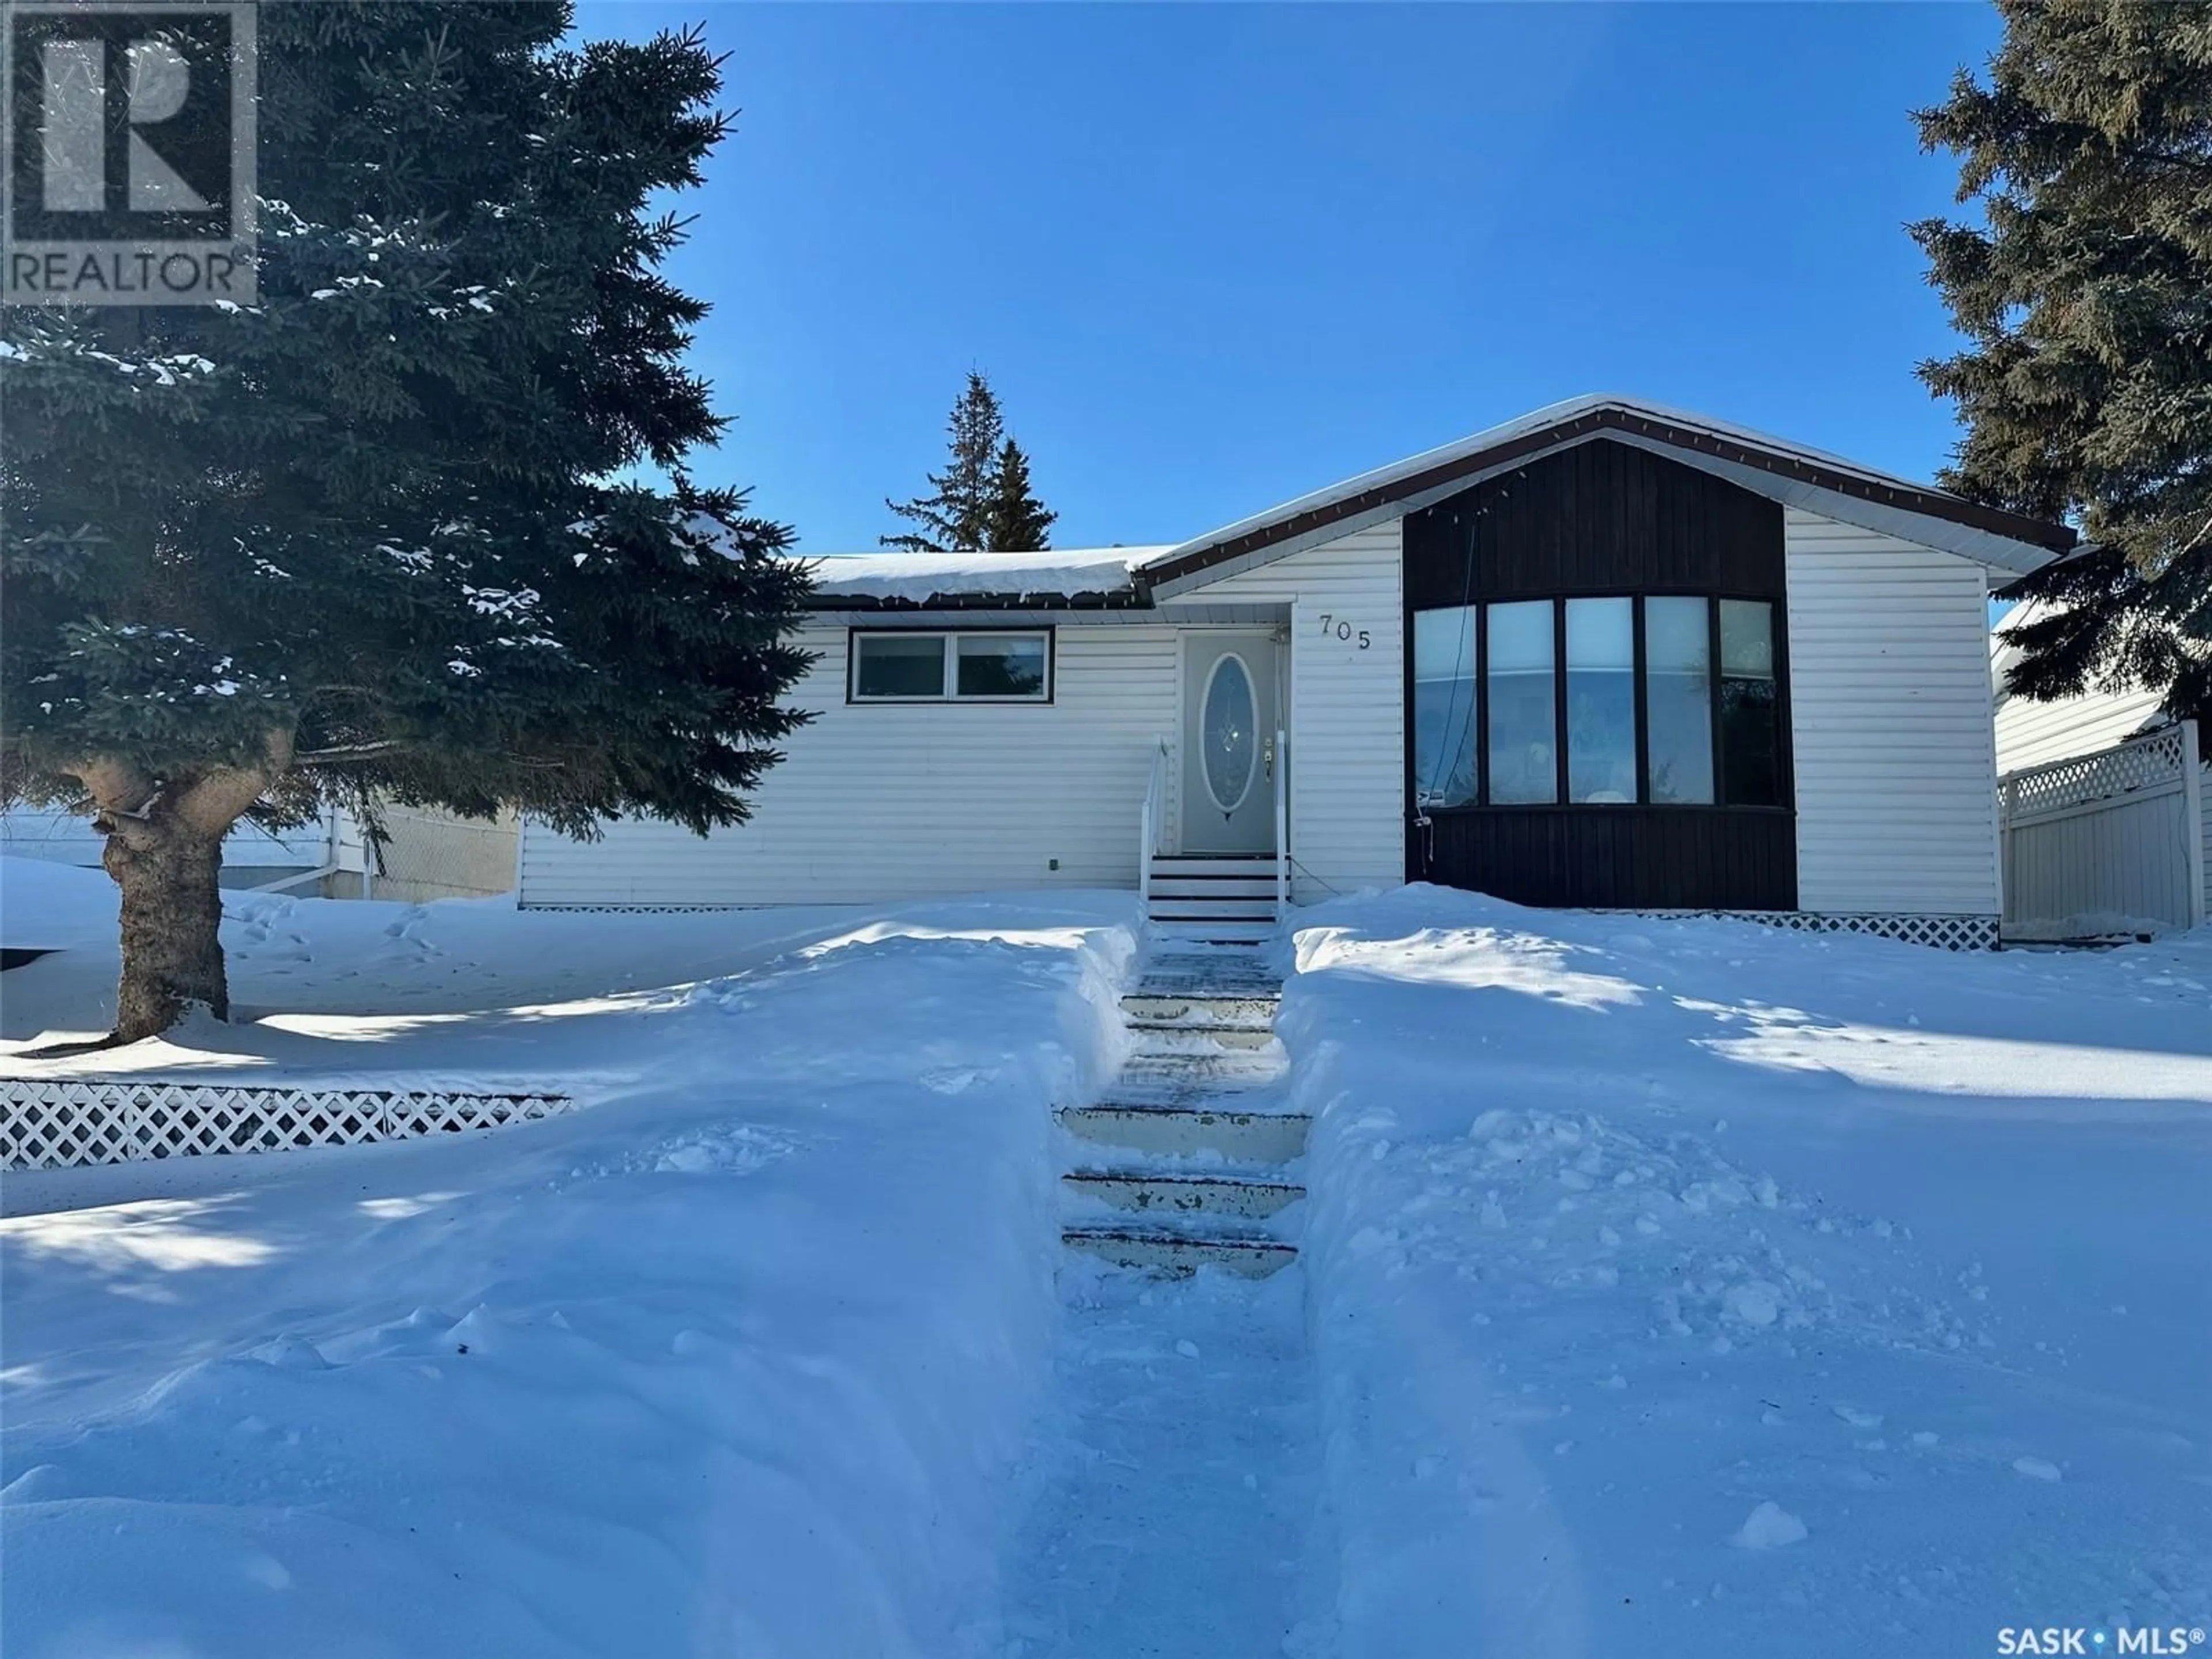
[0,808,340,876]
[1176,522,1404,903]
[1994,679,2166,775]
[1785,509,2002,916]
[519,623,1178,907]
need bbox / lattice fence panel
[1,1082,573,1171]
[2005,725,2186,821]
[1628,911,1999,952]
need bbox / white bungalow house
[518,395,2074,948]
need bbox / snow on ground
[1281,885,2212,1657]
[9,859,2212,1657]
[998,1261,1324,1658]
[1,858,1138,1657]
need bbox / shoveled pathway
[997,941,1325,1658]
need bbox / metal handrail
[1272,728,1288,919]
[1138,737,1167,908]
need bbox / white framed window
[848,629,1052,703]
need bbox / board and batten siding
[1785,509,2002,916]
[1176,522,1404,903]
[519,622,1179,906]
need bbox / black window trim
[845,624,1058,705]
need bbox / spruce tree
[882,371,1005,552]
[983,437,1056,552]
[1911,1,2212,715]
[0,3,815,1043]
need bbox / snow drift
[1,865,1138,1657]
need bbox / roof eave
[1143,404,2075,591]
[800,584,1153,613]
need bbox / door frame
[1172,627,1288,855]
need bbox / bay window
[1410,594,1784,810]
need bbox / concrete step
[1148,896,1278,923]
[1106,1051,1286,1113]
[1148,874,1278,901]
[1126,1020,1276,1051]
[1063,1170,1304,1219]
[1128,950,1284,1000]
[1120,992,1278,1029]
[1149,855,1279,879]
[1058,1103,1310,1164]
[1062,1226,1298,1279]
[1146,921,1278,945]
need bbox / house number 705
[1316,614,1371,650]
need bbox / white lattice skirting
[1628,911,1999,952]
[1,1081,574,1171]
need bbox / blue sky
[574,2,2002,555]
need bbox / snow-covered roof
[797,396,2076,613]
[1144,394,2076,591]
[805,547,1166,609]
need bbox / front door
[1180,632,1281,854]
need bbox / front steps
[1059,1103,1311,1166]
[1146,854,1282,942]
[1062,1171,1304,1218]
[1060,1228,1298,1279]
[1055,940,1308,1279]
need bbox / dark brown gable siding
[1404,438,1797,912]
[1403,438,1785,606]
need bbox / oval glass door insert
[1201,653,1258,813]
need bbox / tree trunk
[105,823,230,1042]
[72,753,278,1044]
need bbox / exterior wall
[1994,679,2164,774]
[1,804,509,902]
[0,807,339,889]
[1784,509,2002,916]
[520,622,1180,906]
[368,805,518,903]
[1175,522,1405,904]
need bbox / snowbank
[1,863,1140,1657]
[1281,887,2212,1656]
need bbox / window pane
[1412,607,1477,806]
[1721,599,1776,676]
[1643,597,1714,805]
[854,634,945,698]
[1566,598,1635,803]
[956,634,1047,698]
[1718,600,1782,806]
[1486,600,1556,804]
